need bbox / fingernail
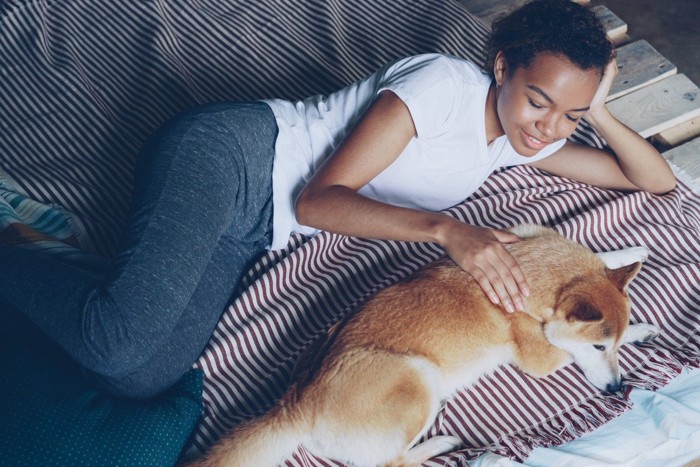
[522,286,530,297]
[491,295,500,304]
[506,303,515,313]
[515,298,524,311]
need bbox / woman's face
[494,52,602,157]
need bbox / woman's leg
[84,229,271,399]
[0,102,277,398]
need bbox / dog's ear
[567,302,603,322]
[606,262,642,293]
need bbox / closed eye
[593,344,606,351]
[565,114,581,123]
[528,98,544,110]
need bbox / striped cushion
[0,0,493,258]
[2,0,698,464]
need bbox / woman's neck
[485,81,505,145]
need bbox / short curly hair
[484,0,614,77]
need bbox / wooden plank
[460,0,606,29]
[654,117,700,147]
[458,0,527,25]
[606,74,700,138]
[590,5,627,42]
[611,33,632,47]
[662,137,700,183]
[610,40,677,101]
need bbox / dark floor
[592,0,700,86]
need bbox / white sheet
[472,367,700,467]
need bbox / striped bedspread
[2,0,699,464]
[193,167,700,464]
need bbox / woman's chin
[511,140,541,158]
[519,129,550,152]
[505,130,545,157]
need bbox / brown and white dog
[191,224,660,467]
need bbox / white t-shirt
[264,53,565,249]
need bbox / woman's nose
[535,115,556,139]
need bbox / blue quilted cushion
[0,309,203,466]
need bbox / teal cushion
[0,309,203,466]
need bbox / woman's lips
[520,129,549,151]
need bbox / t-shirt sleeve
[377,54,462,139]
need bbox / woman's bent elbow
[294,189,317,227]
[651,177,677,195]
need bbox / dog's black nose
[606,381,622,393]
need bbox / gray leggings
[1,102,277,399]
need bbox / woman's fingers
[488,269,517,313]
[497,244,530,300]
[443,224,530,313]
[486,230,530,311]
[464,243,528,313]
[469,268,501,306]
[589,59,618,111]
[490,251,526,313]
[491,229,521,244]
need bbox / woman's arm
[530,60,676,195]
[296,90,530,313]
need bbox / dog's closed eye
[593,345,606,351]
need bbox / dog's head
[543,262,660,392]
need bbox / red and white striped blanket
[191,166,700,464]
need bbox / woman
[2,0,675,399]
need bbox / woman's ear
[493,51,507,87]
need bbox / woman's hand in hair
[586,58,618,120]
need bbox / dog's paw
[624,323,662,344]
[404,436,463,463]
[596,246,650,269]
[437,436,463,451]
[421,435,463,455]
[623,246,651,263]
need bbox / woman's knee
[79,312,208,399]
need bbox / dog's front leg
[596,246,650,269]
[511,313,572,378]
[624,323,662,344]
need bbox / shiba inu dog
[192,224,660,467]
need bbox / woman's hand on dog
[438,221,529,313]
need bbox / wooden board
[460,0,607,29]
[611,33,631,47]
[458,0,527,25]
[655,117,700,147]
[590,5,627,42]
[662,137,700,182]
[610,40,677,101]
[606,74,700,138]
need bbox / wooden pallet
[663,137,700,184]
[459,0,700,182]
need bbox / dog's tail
[188,400,307,467]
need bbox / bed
[0,0,698,465]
